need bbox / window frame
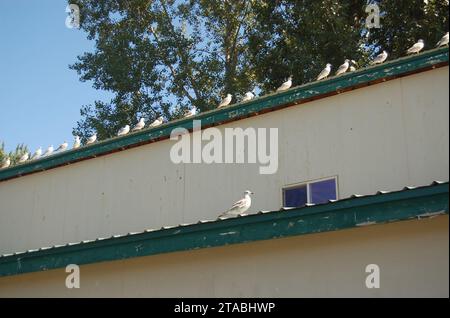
[282,176,339,208]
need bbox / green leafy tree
[0,142,29,166]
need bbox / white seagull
[31,147,42,160]
[220,190,254,218]
[218,94,232,108]
[0,157,10,169]
[436,32,449,47]
[18,152,29,163]
[73,136,81,149]
[241,91,255,102]
[276,76,292,92]
[132,118,145,131]
[86,133,97,145]
[56,141,68,152]
[407,39,425,54]
[336,59,350,76]
[43,145,54,157]
[117,125,130,136]
[149,116,164,128]
[183,106,197,118]
[371,50,388,65]
[317,63,332,80]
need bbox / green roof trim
[0,182,447,277]
[0,47,448,182]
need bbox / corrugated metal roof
[1,181,447,259]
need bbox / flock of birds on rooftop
[1,33,449,173]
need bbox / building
[0,47,448,297]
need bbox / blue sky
[0,1,112,153]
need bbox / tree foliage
[70,0,449,140]
[0,142,29,166]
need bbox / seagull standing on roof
[276,76,292,92]
[73,136,81,149]
[407,39,425,54]
[31,147,42,160]
[149,116,164,128]
[436,32,449,47]
[56,141,68,152]
[18,152,29,163]
[371,50,388,65]
[43,145,54,157]
[219,190,254,218]
[241,91,255,102]
[218,94,232,108]
[117,125,130,136]
[132,118,145,131]
[86,133,97,145]
[183,106,197,118]
[335,59,350,76]
[317,64,332,80]
[0,157,10,169]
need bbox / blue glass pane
[310,179,337,204]
[284,186,307,207]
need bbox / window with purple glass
[283,177,337,208]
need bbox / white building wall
[0,67,448,255]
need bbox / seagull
[183,106,197,118]
[18,152,29,163]
[241,91,255,102]
[219,190,254,218]
[407,39,425,54]
[30,147,42,160]
[132,118,145,131]
[149,116,164,128]
[117,125,130,136]
[349,65,357,72]
[436,32,449,47]
[218,94,232,108]
[43,145,54,157]
[86,133,97,145]
[56,141,68,152]
[73,136,81,149]
[276,76,292,92]
[317,64,332,80]
[371,50,388,65]
[1,157,11,169]
[335,59,350,76]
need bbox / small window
[283,177,338,208]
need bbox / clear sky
[0,1,112,153]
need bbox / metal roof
[0,181,447,277]
[0,47,448,183]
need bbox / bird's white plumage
[407,40,425,54]
[73,136,81,149]
[184,107,197,118]
[43,145,54,157]
[276,76,292,92]
[149,116,164,128]
[436,32,449,47]
[18,152,29,163]
[317,64,332,80]
[220,190,253,218]
[117,125,130,136]
[218,94,232,108]
[336,59,350,76]
[242,91,255,102]
[86,134,97,145]
[371,50,388,65]
[0,157,10,169]
[132,118,145,131]
[31,147,42,160]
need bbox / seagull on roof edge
[218,94,232,108]
[219,190,254,218]
[276,76,292,92]
[317,64,332,80]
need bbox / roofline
[0,182,447,277]
[0,47,448,183]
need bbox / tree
[71,0,256,141]
[0,142,29,166]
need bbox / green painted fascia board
[0,47,448,182]
[0,182,447,277]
